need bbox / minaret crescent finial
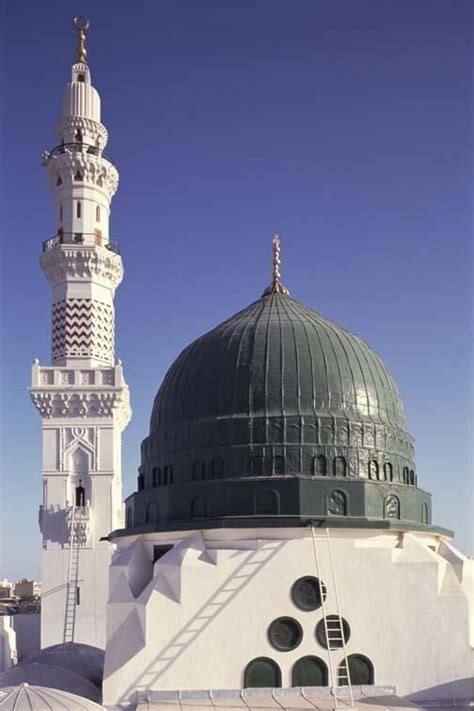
[74,16,90,64]
[263,233,290,296]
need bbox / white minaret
[30,17,131,650]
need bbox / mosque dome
[25,642,104,690]
[0,663,101,703]
[116,241,437,537]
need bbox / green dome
[151,292,406,434]
[117,290,439,537]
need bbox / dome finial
[263,233,290,296]
[74,16,90,64]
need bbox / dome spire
[263,233,290,296]
[74,16,90,64]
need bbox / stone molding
[44,148,119,199]
[30,387,131,429]
[41,245,124,290]
[55,116,109,148]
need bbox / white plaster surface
[0,618,17,672]
[103,528,473,709]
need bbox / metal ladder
[63,505,81,644]
[311,526,355,709]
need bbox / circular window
[291,576,327,611]
[268,617,303,652]
[315,615,350,649]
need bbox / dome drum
[114,477,446,538]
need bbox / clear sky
[1,0,472,581]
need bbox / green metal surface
[118,291,441,534]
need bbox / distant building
[13,580,41,600]
[0,580,13,601]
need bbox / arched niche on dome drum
[254,489,280,516]
[292,656,328,687]
[384,462,393,481]
[334,456,347,477]
[249,455,264,477]
[291,576,327,612]
[369,460,379,480]
[384,494,400,520]
[243,657,281,689]
[211,457,224,479]
[145,500,159,524]
[164,465,173,485]
[152,467,159,487]
[338,654,374,685]
[402,466,409,484]
[409,469,415,485]
[192,460,205,481]
[326,490,347,516]
[273,455,285,475]
[422,502,429,524]
[190,495,208,518]
[126,508,133,528]
[313,454,327,477]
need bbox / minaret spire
[74,16,90,64]
[263,233,290,296]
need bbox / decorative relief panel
[40,370,54,385]
[41,248,123,290]
[52,298,114,365]
[31,389,131,430]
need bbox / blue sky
[1,0,472,580]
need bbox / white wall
[103,528,473,709]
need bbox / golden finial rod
[263,233,290,296]
[74,16,90,64]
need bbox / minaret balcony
[44,141,115,167]
[43,231,120,254]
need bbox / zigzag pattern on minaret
[52,298,114,365]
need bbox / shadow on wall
[406,678,474,706]
[116,539,286,703]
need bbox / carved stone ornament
[41,248,123,290]
[30,387,131,429]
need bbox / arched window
[314,454,327,476]
[402,466,409,484]
[192,460,205,481]
[75,129,83,142]
[126,508,133,528]
[75,480,85,507]
[334,456,347,477]
[97,175,103,187]
[152,467,159,487]
[59,204,63,221]
[77,73,85,82]
[250,455,264,477]
[56,175,62,186]
[369,460,379,480]
[273,455,285,475]
[164,465,173,485]
[96,205,101,222]
[74,171,83,181]
[145,500,159,524]
[384,494,400,520]
[338,654,374,685]
[384,462,393,481]
[292,656,328,687]
[137,473,145,491]
[243,657,281,689]
[211,457,223,478]
[326,490,347,516]
[190,495,208,518]
[409,469,415,485]
[422,502,429,524]
[76,201,82,218]
[254,489,280,515]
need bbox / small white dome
[0,663,100,703]
[26,642,104,689]
[0,683,105,710]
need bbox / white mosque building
[0,17,472,711]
